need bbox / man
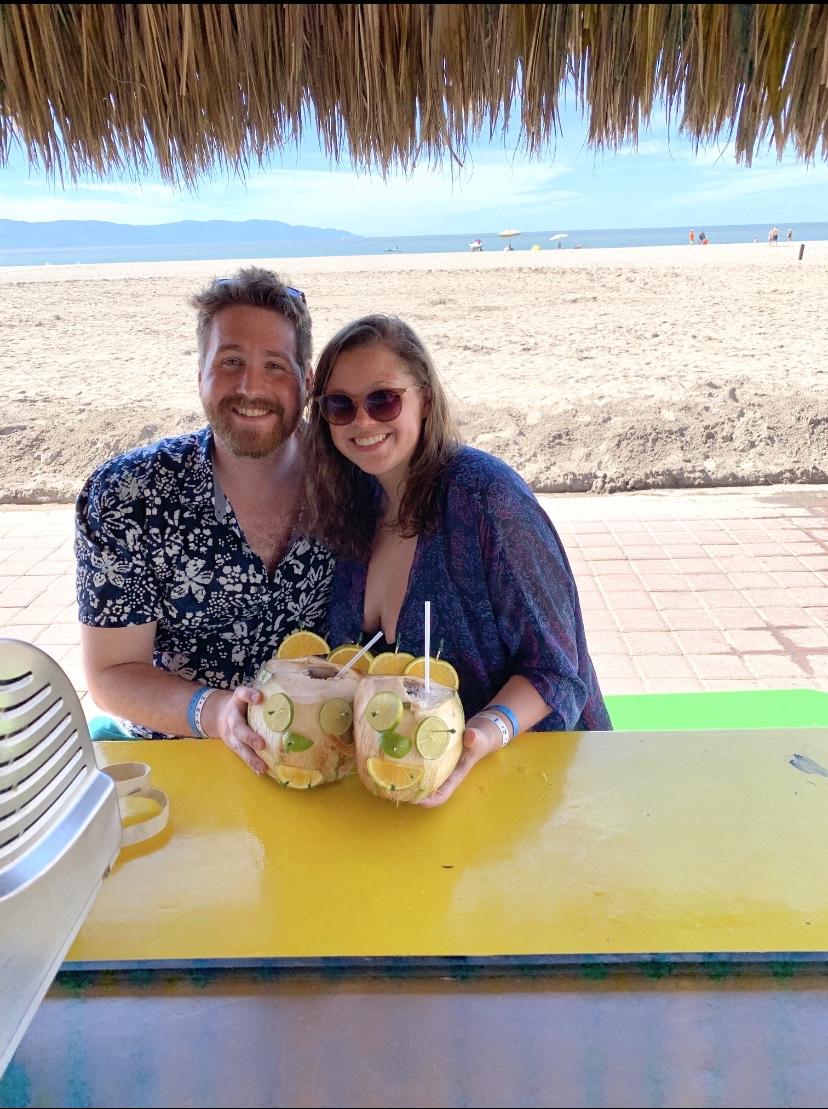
[75,268,333,774]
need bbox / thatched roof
[1,3,826,184]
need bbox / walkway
[3,484,828,718]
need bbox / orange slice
[403,656,460,691]
[366,758,424,793]
[367,651,416,676]
[276,631,331,660]
[326,643,374,674]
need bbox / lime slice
[283,731,313,752]
[262,692,293,732]
[366,757,423,793]
[319,697,353,736]
[365,691,403,732]
[273,765,324,789]
[379,731,411,759]
[415,715,454,759]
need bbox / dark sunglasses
[215,277,306,304]
[316,386,419,426]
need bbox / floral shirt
[75,427,334,737]
[329,446,611,732]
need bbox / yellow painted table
[6,728,828,1109]
[69,730,828,967]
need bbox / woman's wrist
[469,710,512,748]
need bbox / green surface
[605,689,828,731]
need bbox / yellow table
[70,730,828,966]
[6,728,828,1108]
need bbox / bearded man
[75,269,333,772]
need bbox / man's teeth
[233,405,271,417]
[354,433,388,447]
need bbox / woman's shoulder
[444,445,533,504]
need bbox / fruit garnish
[283,731,313,752]
[403,656,460,690]
[367,651,415,676]
[276,630,331,659]
[364,691,404,732]
[319,698,353,736]
[327,643,374,674]
[414,715,454,759]
[379,730,412,759]
[366,758,423,793]
[273,765,323,789]
[262,692,293,732]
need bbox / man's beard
[205,395,300,459]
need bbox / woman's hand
[201,686,269,775]
[415,716,503,808]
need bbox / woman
[305,315,611,806]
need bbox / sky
[1,99,826,237]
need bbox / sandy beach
[2,240,827,503]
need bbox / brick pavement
[3,484,828,719]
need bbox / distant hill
[0,218,363,249]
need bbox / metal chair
[0,638,122,1075]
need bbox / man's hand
[415,718,502,808]
[202,686,269,775]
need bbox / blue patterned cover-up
[75,427,334,738]
[329,446,611,732]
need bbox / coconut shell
[353,675,464,803]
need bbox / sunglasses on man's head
[316,386,418,426]
[214,278,306,304]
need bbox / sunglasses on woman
[316,386,419,426]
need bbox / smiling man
[75,268,333,772]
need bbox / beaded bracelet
[187,686,217,738]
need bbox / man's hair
[191,267,312,371]
[304,315,459,559]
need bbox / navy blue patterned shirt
[75,427,334,737]
[329,446,610,732]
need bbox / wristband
[487,702,519,739]
[473,710,512,748]
[187,686,216,738]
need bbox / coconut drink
[248,657,361,788]
[353,671,465,804]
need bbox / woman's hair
[304,315,459,559]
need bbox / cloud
[674,162,828,207]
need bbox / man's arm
[81,624,268,774]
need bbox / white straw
[424,601,431,697]
[333,630,384,678]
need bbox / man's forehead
[208,304,297,351]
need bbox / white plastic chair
[0,637,122,1075]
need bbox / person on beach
[75,268,333,773]
[304,315,611,808]
[689,228,695,245]
[787,228,793,242]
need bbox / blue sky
[1,100,826,236]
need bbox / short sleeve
[477,467,590,730]
[75,464,162,628]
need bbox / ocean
[3,221,828,267]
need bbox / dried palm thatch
[0,3,826,185]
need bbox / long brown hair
[304,315,459,559]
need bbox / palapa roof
[1,3,826,184]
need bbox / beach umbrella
[549,233,569,241]
[498,229,521,238]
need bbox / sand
[2,240,827,503]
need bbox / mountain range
[0,218,362,249]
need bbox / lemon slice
[403,656,460,691]
[262,692,293,732]
[367,651,415,676]
[366,758,424,793]
[364,691,404,732]
[327,643,374,674]
[272,765,324,789]
[415,715,454,759]
[276,630,331,659]
[319,697,353,736]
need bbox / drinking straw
[332,630,384,678]
[424,601,431,697]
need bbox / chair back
[0,638,121,1075]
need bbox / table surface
[69,728,828,968]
